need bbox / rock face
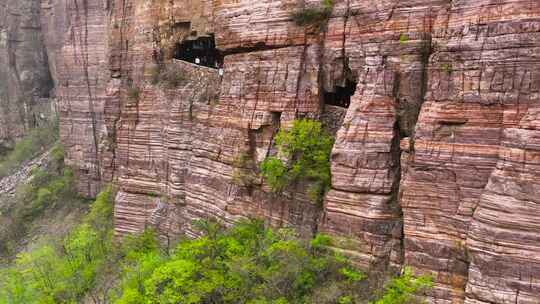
[0,0,54,150]
[1,0,539,303]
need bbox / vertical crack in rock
[76,0,102,187]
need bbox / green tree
[260,119,334,203]
[114,220,367,304]
[372,267,433,304]
[1,189,432,304]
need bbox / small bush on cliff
[373,267,433,304]
[149,64,188,88]
[399,33,409,44]
[127,86,141,101]
[441,62,453,74]
[232,152,258,187]
[291,0,333,29]
[162,68,188,88]
[260,119,334,203]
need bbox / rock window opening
[173,35,224,69]
[271,111,282,126]
[323,78,357,108]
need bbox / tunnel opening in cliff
[173,35,223,69]
[323,78,357,108]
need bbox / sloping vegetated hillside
[0,186,431,303]
[0,122,88,260]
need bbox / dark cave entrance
[173,35,224,69]
[323,78,358,108]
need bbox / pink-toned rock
[25,0,540,303]
[400,0,540,302]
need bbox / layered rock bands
[8,0,540,303]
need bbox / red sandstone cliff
[3,0,539,303]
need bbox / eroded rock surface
[0,0,54,149]
[3,0,539,303]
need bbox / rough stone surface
[1,0,539,303]
[49,0,115,198]
[0,0,54,150]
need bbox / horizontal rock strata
[6,0,538,303]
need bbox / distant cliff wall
[0,0,54,151]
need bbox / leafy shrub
[260,157,288,191]
[113,220,367,304]
[399,33,409,44]
[50,143,65,163]
[1,211,432,304]
[127,86,141,101]
[441,63,453,74]
[372,267,433,304]
[291,0,333,28]
[149,64,188,88]
[18,167,77,221]
[162,68,187,88]
[232,153,257,187]
[0,122,59,178]
[260,119,334,203]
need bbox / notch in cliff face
[173,35,224,69]
[322,57,357,109]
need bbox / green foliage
[15,164,77,222]
[1,210,432,304]
[339,296,353,304]
[322,0,334,9]
[127,86,141,101]
[50,143,65,163]
[0,144,81,257]
[372,267,433,304]
[0,186,115,304]
[399,33,409,44]
[113,220,368,304]
[441,63,453,74]
[149,65,188,88]
[339,267,367,283]
[291,0,333,28]
[310,234,332,250]
[260,157,288,191]
[84,185,114,232]
[260,119,334,203]
[232,153,257,187]
[0,122,59,178]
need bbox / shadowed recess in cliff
[173,35,224,69]
[323,78,357,108]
